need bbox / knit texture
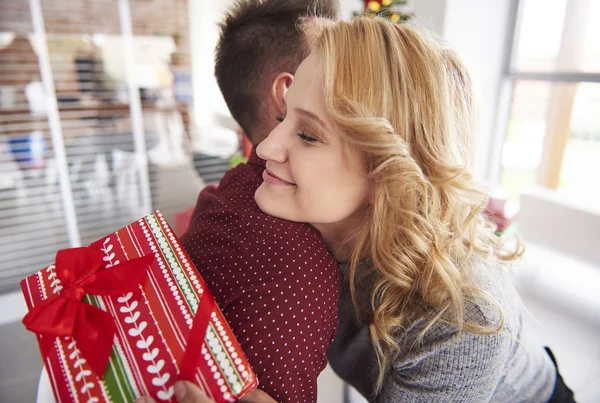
[327,261,557,403]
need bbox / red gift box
[21,211,257,403]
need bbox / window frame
[486,0,600,189]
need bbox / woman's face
[255,52,370,234]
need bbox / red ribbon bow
[22,247,153,377]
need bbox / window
[494,0,600,207]
[0,0,223,293]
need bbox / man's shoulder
[189,196,326,247]
[212,161,264,210]
[182,185,339,295]
[185,167,326,246]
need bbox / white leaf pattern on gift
[141,212,203,401]
[102,238,120,268]
[143,348,159,361]
[116,291,174,400]
[124,311,141,323]
[66,339,98,403]
[46,264,63,294]
[136,336,154,349]
[46,252,99,402]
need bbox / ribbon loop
[23,246,152,377]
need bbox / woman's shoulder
[467,257,522,329]
[384,290,515,401]
[381,322,513,403]
[390,258,521,362]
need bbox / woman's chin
[255,185,277,215]
[255,185,294,222]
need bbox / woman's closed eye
[297,131,318,144]
[275,115,319,145]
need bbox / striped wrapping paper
[20,211,258,403]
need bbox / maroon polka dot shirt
[180,149,340,402]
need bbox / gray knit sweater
[327,261,556,402]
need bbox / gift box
[21,211,257,403]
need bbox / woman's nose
[256,125,288,163]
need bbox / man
[180,1,340,402]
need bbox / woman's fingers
[134,381,215,403]
[134,396,157,403]
[238,389,279,403]
[174,381,215,403]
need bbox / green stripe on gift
[84,295,137,403]
[145,214,244,397]
[145,215,199,315]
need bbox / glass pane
[38,0,148,244]
[514,0,600,73]
[37,30,149,246]
[131,0,204,226]
[0,0,203,293]
[500,81,551,200]
[500,81,600,209]
[559,83,600,203]
[0,0,71,294]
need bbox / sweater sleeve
[377,322,511,403]
[218,235,340,403]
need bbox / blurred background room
[0,0,598,402]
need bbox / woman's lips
[263,169,295,186]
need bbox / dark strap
[545,347,577,403]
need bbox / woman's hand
[135,381,211,403]
[239,388,278,403]
[135,381,278,403]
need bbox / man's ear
[270,72,293,116]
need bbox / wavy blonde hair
[313,17,524,390]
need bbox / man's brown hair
[215,0,339,142]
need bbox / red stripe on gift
[108,228,180,400]
[155,212,258,400]
[127,223,188,351]
[138,218,197,334]
[93,232,149,396]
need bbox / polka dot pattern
[181,150,341,403]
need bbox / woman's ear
[270,72,293,116]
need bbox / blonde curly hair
[313,17,523,390]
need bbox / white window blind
[0,0,232,293]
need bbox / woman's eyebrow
[296,108,328,131]
[282,97,328,131]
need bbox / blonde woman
[140,16,574,403]
[253,16,574,403]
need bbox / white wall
[410,0,514,180]
[188,0,235,132]
[339,0,358,20]
[411,0,448,36]
[442,0,514,180]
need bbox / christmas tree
[354,0,412,23]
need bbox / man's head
[215,0,339,145]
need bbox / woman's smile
[262,169,296,186]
